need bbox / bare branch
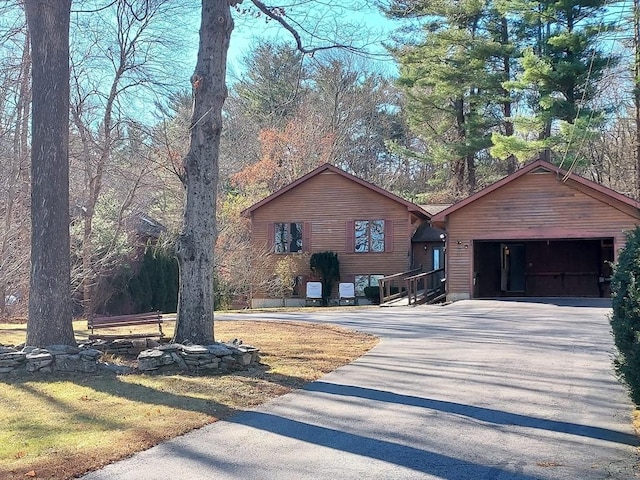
[249,0,359,55]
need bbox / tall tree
[634,0,640,196]
[234,42,308,129]
[173,1,235,344]
[386,0,509,196]
[0,6,31,319]
[492,0,614,165]
[173,1,379,343]
[24,0,75,347]
[69,0,183,316]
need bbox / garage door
[473,239,614,298]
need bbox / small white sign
[339,282,355,298]
[306,281,323,299]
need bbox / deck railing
[406,267,445,305]
[378,267,422,304]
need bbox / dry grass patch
[0,319,377,480]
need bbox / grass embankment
[0,318,378,480]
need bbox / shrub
[364,285,399,304]
[610,226,640,404]
[310,251,340,305]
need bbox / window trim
[272,222,304,254]
[354,274,384,296]
[353,219,386,253]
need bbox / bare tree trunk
[1,31,31,319]
[174,1,234,344]
[501,17,517,174]
[25,0,75,347]
[453,97,467,195]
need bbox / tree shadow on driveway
[226,410,544,480]
[305,381,638,446]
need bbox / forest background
[0,0,638,320]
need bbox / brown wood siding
[250,171,415,297]
[445,171,640,299]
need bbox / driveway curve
[82,299,639,480]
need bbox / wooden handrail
[378,267,422,304]
[407,268,445,305]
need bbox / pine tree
[492,0,615,165]
[387,0,514,195]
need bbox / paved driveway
[83,299,638,479]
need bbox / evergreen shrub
[610,226,640,404]
[364,285,399,304]
[310,251,340,305]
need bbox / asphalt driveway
[82,299,639,479]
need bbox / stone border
[0,340,260,376]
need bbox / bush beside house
[610,226,640,404]
[310,251,340,306]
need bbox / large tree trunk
[25,0,75,347]
[501,17,517,174]
[174,1,234,344]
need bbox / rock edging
[0,340,260,376]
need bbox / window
[354,274,384,296]
[274,222,303,254]
[355,220,385,253]
[433,246,444,270]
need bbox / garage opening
[473,239,614,298]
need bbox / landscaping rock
[53,354,82,372]
[0,351,27,367]
[46,344,81,355]
[79,349,103,361]
[99,363,135,375]
[0,337,260,376]
[26,352,54,372]
[206,344,234,356]
[182,345,209,355]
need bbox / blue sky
[224,4,399,80]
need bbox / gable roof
[420,204,453,216]
[412,223,446,242]
[241,163,430,218]
[431,159,640,226]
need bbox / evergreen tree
[234,42,309,129]
[387,0,514,195]
[492,0,615,165]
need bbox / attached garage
[431,160,640,301]
[473,238,613,298]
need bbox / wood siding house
[242,163,430,307]
[431,159,640,301]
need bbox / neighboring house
[431,159,640,301]
[242,163,431,307]
[124,212,167,245]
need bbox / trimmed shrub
[364,285,399,304]
[610,226,640,404]
[310,251,340,305]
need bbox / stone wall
[0,340,260,376]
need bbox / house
[242,163,431,307]
[431,159,640,301]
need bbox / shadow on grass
[1,364,309,420]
